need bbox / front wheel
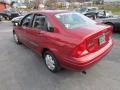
[0,16,5,21]
[43,51,61,73]
[13,32,22,44]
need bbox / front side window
[55,12,96,29]
[22,14,33,27]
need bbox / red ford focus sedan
[13,10,113,73]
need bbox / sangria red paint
[13,10,113,71]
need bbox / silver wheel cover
[45,54,55,70]
[14,34,18,43]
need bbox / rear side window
[32,14,53,32]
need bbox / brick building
[0,2,6,11]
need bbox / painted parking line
[0,21,11,23]
[0,30,12,33]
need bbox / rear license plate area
[99,34,106,45]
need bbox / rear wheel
[13,32,22,44]
[5,16,10,20]
[43,51,61,73]
[92,14,97,20]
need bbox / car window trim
[32,14,46,29]
[20,13,34,28]
[32,13,54,32]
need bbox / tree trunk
[35,0,40,9]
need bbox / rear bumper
[59,39,113,71]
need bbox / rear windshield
[55,12,96,29]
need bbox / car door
[26,14,54,54]
[18,13,34,46]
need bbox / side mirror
[14,22,20,26]
[14,22,18,26]
[48,27,54,32]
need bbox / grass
[105,6,120,15]
[99,5,120,15]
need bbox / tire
[0,15,2,21]
[6,17,10,20]
[92,14,97,20]
[1,16,5,21]
[105,23,116,32]
[43,51,61,73]
[13,32,22,44]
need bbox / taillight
[106,27,112,41]
[72,41,88,58]
[87,40,99,52]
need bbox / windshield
[55,12,96,29]
[88,8,97,12]
[79,8,87,13]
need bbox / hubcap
[45,54,55,70]
[14,34,18,43]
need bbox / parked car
[78,7,99,19]
[97,10,113,18]
[96,16,120,32]
[13,10,113,73]
[11,16,24,26]
[0,12,10,20]
[0,9,19,21]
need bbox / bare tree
[93,0,104,5]
[35,0,40,9]
[46,0,57,9]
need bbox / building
[0,0,10,11]
[0,2,7,11]
[92,0,103,4]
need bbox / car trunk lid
[69,25,112,53]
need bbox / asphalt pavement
[0,21,120,90]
